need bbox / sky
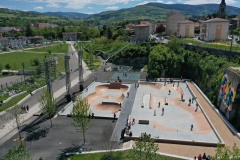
[0,0,239,14]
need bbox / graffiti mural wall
[219,73,237,111]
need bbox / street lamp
[229,24,234,60]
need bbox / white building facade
[177,20,195,38]
[200,18,229,41]
[166,11,185,36]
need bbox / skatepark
[59,79,222,147]
[125,81,222,146]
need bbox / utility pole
[22,62,25,84]
[229,24,234,61]
[78,47,84,92]
[64,54,71,102]
[45,61,52,94]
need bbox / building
[133,24,151,41]
[200,18,229,41]
[177,20,195,38]
[0,37,9,48]
[8,36,27,48]
[233,16,240,28]
[218,0,226,18]
[217,67,240,131]
[27,36,44,44]
[62,32,81,41]
[166,11,185,36]
[0,27,23,33]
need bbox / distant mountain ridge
[85,3,240,22]
[44,12,89,18]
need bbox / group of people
[194,153,212,160]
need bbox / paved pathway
[153,82,240,158]
[0,42,91,144]
[111,84,137,141]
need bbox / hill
[0,8,84,27]
[44,12,89,18]
[87,3,240,23]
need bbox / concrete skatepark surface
[59,82,131,118]
[128,82,221,145]
[59,81,222,147]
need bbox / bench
[138,120,149,125]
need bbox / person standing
[162,107,164,116]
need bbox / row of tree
[148,38,239,103]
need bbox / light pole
[229,24,234,61]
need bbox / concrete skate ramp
[94,102,120,114]
[95,83,128,92]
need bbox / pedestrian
[158,101,161,108]
[198,154,202,160]
[91,113,94,118]
[177,81,179,87]
[192,97,194,103]
[132,118,135,125]
[202,153,207,160]
[191,124,193,131]
[26,105,29,112]
[113,113,116,119]
[127,92,129,97]
[195,103,199,112]
[162,107,164,116]
[189,98,191,106]
[30,91,33,96]
[168,90,171,95]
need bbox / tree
[156,25,165,36]
[129,133,159,160]
[39,90,56,127]
[71,97,91,144]
[25,24,33,37]
[1,144,31,160]
[6,105,24,145]
[212,143,240,160]
[5,63,11,70]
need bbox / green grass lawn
[66,151,184,160]
[0,92,29,112]
[27,43,68,54]
[0,52,65,72]
[181,38,240,52]
[83,51,102,71]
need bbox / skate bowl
[94,102,121,114]
[85,82,129,118]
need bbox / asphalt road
[0,41,148,159]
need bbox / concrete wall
[202,21,229,41]
[166,13,185,36]
[217,68,240,131]
[134,26,150,41]
[178,23,194,38]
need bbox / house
[166,11,185,36]
[200,18,229,41]
[177,20,195,38]
[0,27,23,33]
[62,32,81,41]
[9,36,27,48]
[233,16,240,28]
[0,37,9,48]
[27,36,44,44]
[133,24,151,41]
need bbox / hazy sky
[0,0,239,14]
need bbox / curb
[3,91,26,104]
